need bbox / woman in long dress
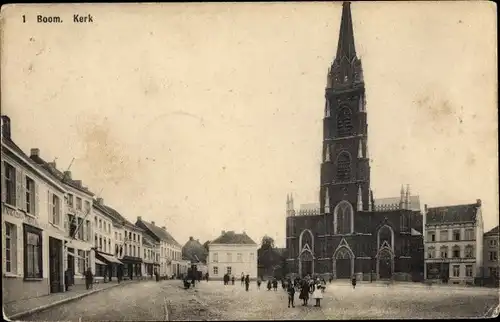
[299,279,310,306]
[312,282,323,307]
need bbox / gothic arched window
[337,107,353,137]
[400,213,409,232]
[378,225,393,249]
[335,201,353,234]
[336,152,351,182]
[299,230,314,252]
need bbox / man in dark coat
[85,267,93,290]
[245,275,250,291]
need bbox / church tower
[320,2,371,231]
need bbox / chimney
[189,236,193,241]
[48,161,57,169]
[63,171,72,180]
[1,115,11,139]
[221,230,226,235]
[74,180,82,187]
[424,204,428,212]
[476,199,482,207]
[30,148,40,157]
[152,221,155,226]
[137,216,142,221]
[96,197,104,205]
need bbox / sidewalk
[4,279,139,321]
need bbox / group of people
[222,273,251,291]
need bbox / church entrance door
[378,249,393,279]
[335,248,353,279]
[299,251,314,278]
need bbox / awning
[97,252,123,265]
[95,258,107,265]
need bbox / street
[22,280,499,320]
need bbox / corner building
[285,2,424,281]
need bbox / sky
[1,2,497,248]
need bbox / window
[24,225,42,278]
[453,230,461,241]
[427,247,434,259]
[115,232,118,241]
[227,253,232,263]
[336,152,351,182]
[77,217,83,240]
[5,222,17,273]
[144,249,147,259]
[133,246,136,257]
[129,244,132,256]
[464,245,474,258]
[133,233,136,242]
[337,106,353,137]
[78,250,85,274]
[464,229,474,240]
[95,234,98,248]
[489,267,498,278]
[440,246,448,258]
[4,162,16,206]
[68,194,74,208]
[237,253,242,262]
[489,251,498,261]
[108,223,111,234]
[250,253,255,262]
[68,214,76,237]
[52,194,61,226]
[94,216,97,228]
[84,200,90,214]
[335,201,353,234]
[489,239,498,247]
[400,214,409,232]
[86,220,91,241]
[76,197,82,210]
[453,265,460,277]
[227,266,232,275]
[465,265,473,277]
[103,238,107,252]
[108,240,111,253]
[213,266,218,275]
[25,176,35,214]
[427,231,436,242]
[452,246,460,258]
[99,237,102,250]
[99,219,102,229]
[119,233,122,241]
[440,230,448,242]
[213,253,218,263]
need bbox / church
[285,2,424,281]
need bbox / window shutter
[64,213,68,231]
[16,168,23,208]
[58,196,62,226]
[34,182,40,217]
[48,190,53,224]
[0,161,5,203]
[1,222,6,274]
[17,225,22,276]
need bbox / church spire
[336,2,357,62]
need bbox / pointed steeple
[290,193,295,213]
[357,185,363,211]
[336,2,357,62]
[324,187,330,213]
[405,184,411,210]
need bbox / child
[267,280,272,291]
[351,274,357,289]
[257,278,262,290]
[287,281,296,308]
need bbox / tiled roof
[485,226,499,236]
[97,203,142,232]
[182,237,208,263]
[426,203,479,225]
[29,154,94,196]
[210,231,257,245]
[136,219,181,247]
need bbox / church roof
[485,226,499,236]
[211,231,257,245]
[426,203,480,225]
[374,196,421,212]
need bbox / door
[378,250,393,279]
[49,237,62,293]
[67,248,75,285]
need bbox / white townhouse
[424,200,484,285]
[30,149,95,287]
[208,231,258,281]
[483,226,499,282]
[135,217,184,278]
[142,234,160,277]
[92,198,123,281]
[2,115,67,303]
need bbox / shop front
[95,250,123,282]
[121,256,143,280]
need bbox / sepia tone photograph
[1,1,498,320]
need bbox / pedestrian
[312,282,323,307]
[206,273,209,282]
[351,274,357,289]
[299,279,310,306]
[231,275,235,285]
[267,279,272,291]
[272,278,278,291]
[85,267,93,290]
[329,275,333,284]
[64,268,71,291]
[245,274,250,292]
[241,273,245,286]
[287,280,296,308]
[257,278,262,290]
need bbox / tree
[203,240,210,252]
[261,235,275,250]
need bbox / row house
[135,217,185,278]
[424,200,484,285]
[30,149,95,287]
[483,226,499,283]
[208,231,259,280]
[142,234,160,277]
[2,116,67,303]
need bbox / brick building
[285,2,424,281]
